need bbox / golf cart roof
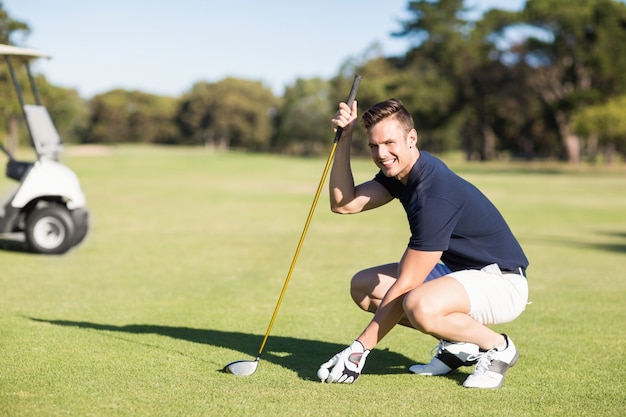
[0,44,51,59]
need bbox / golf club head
[223,358,259,376]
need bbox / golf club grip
[333,74,362,143]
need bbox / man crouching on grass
[318,98,529,389]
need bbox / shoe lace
[430,340,447,358]
[467,349,495,375]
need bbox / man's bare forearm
[329,133,356,213]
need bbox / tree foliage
[512,0,626,162]
[0,1,30,152]
[176,78,276,150]
[0,1,28,44]
[573,94,626,162]
[2,1,626,163]
[274,77,333,155]
[85,90,177,144]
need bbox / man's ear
[408,129,418,147]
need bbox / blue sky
[4,0,525,98]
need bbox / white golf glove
[319,341,370,384]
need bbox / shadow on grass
[595,231,626,253]
[28,317,466,383]
[535,230,626,254]
[0,233,28,252]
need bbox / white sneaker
[409,340,480,376]
[463,334,519,389]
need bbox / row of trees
[2,0,626,163]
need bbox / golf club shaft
[255,75,362,359]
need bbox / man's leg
[402,276,505,349]
[350,264,480,375]
[350,263,454,327]
[403,272,526,388]
[350,263,416,326]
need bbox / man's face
[367,117,417,183]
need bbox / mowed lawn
[1,146,625,417]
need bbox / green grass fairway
[1,146,625,416]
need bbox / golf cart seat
[5,158,32,181]
[0,142,30,181]
[24,104,63,161]
[1,105,63,181]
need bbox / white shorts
[446,264,529,325]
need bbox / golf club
[223,74,362,376]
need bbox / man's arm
[356,248,443,350]
[329,101,392,214]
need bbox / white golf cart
[0,44,89,254]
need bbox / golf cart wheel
[71,208,89,247]
[25,203,75,254]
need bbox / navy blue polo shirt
[374,151,528,273]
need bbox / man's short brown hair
[362,98,414,133]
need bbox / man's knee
[349,263,398,313]
[403,277,472,333]
[351,268,389,313]
[403,290,438,333]
[350,270,372,311]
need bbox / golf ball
[317,367,329,381]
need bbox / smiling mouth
[379,158,396,168]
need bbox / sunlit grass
[1,146,625,416]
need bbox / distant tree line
[2,0,626,163]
